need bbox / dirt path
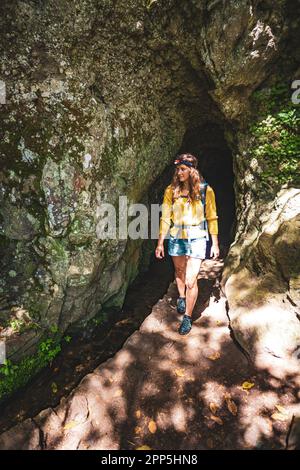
[0,259,296,450]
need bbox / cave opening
[149,120,236,264]
[178,122,236,257]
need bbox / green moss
[124,241,141,285]
[94,134,120,181]
[249,80,300,190]
[91,310,108,326]
[68,213,95,245]
[0,235,9,250]
[50,238,68,261]
[23,260,37,278]
[102,283,128,310]
[0,335,62,403]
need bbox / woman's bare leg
[171,255,187,297]
[185,256,203,316]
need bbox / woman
[155,153,220,335]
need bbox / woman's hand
[210,243,220,259]
[155,243,164,259]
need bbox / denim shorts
[168,235,207,259]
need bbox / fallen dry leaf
[271,412,288,422]
[175,368,185,377]
[148,420,157,433]
[136,445,152,450]
[114,388,123,397]
[209,402,219,414]
[275,404,287,415]
[134,426,142,435]
[209,415,223,425]
[63,421,79,431]
[208,352,220,361]
[117,319,131,325]
[226,398,238,416]
[135,410,141,419]
[242,381,255,390]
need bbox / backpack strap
[199,182,208,237]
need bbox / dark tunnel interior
[152,122,236,260]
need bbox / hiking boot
[177,296,186,314]
[178,314,192,335]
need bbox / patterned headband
[174,159,194,168]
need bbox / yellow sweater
[159,184,218,239]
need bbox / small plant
[0,335,62,403]
[38,338,61,361]
[0,359,18,377]
[9,318,26,333]
[49,324,59,334]
[250,80,300,189]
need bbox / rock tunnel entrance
[148,121,236,264]
[177,122,236,256]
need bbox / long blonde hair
[171,153,205,203]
